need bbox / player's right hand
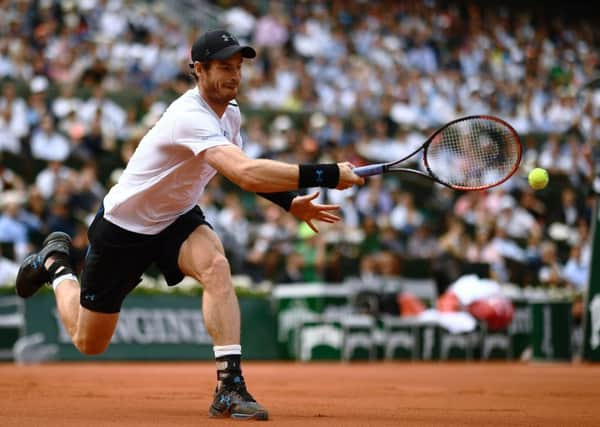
[336,162,365,189]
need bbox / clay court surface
[1,361,599,426]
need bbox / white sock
[52,273,78,291]
[213,344,242,358]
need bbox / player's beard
[204,79,238,105]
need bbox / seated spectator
[355,176,393,220]
[35,160,76,200]
[406,223,439,259]
[465,228,503,275]
[379,224,404,255]
[46,195,76,237]
[217,194,251,273]
[548,186,584,228]
[562,243,590,291]
[538,240,565,287]
[389,191,424,236]
[51,84,81,120]
[22,186,48,246]
[77,85,126,137]
[495,194,540,241]
[0,79,28,154]
[0,190,30,262]
[0,106,21,154]
[69,163,104,220]
[26,75,51,130]
[245,205,293,282]
[277,252,304,284]
[0,161,24,191]
[30,113,71,162]
[71,110,105,163]
[0,250,19,286]
[538,133,572,175]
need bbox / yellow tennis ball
[528,168,549,190]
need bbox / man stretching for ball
[15,30,364,421]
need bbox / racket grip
[353,164,385,177]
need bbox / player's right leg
[15,232,119,354]
[53,277,118,355]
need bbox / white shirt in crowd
[35,164,74,200]
[30,129,71,162]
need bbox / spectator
[495,194,540,241]
[0,249,19,285]
[0,79,28,153]
[30,113,71,162]
[277,252,304,284]
[562,243,590,291]
[406,223,439,259]
[548,187,584,228]
[26,75,51,130]
[0,161,24,191]
[355,176,393,221]
[538,240,565,287]
[35,160,75,200]
[69,163,104,220]
[77,86,126,137]
[0,190,30,261]
[389,191,424,236]
[217,193,251,273]
[253,2,289,48]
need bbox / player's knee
[207,253,231,278]
[73,336,110,355]
[201,254,232,293]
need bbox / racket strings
[426,118,520,189]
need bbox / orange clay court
[1,361,600,426]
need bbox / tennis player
[15,30,364,421]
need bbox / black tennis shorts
[80,205,211,313]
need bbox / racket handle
[353,164,385,177]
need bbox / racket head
[422,115,522,191]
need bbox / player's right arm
[203,144,363,192]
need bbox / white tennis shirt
[103,88,243,234]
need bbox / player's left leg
[177,225,268,420]
[178,224,240,345]
[164,208,267,421]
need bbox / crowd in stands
[1,0,599,303]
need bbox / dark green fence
[17,289,278,361]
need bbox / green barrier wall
[584,200,600,361]
[531,301,572,361]
[2,284,576,362]
[23,291,279,361]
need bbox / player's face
[200,53,243,104]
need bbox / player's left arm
[256,191,340,233]
[288,191,340,233]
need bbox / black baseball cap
[190,30,256,63]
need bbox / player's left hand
[289,191,340,233]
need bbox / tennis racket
[353,115,522,191]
